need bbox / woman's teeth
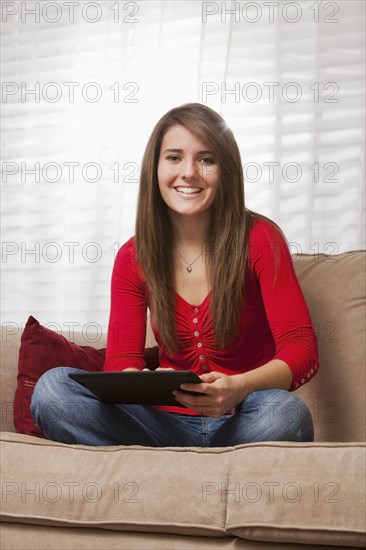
[174,187,202,194]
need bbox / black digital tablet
[68,370,203,406]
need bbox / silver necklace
[173,243,204,273]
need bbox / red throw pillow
[14,315,159,438]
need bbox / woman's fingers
[155,367,175,371]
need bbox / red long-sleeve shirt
[103,218,319,414]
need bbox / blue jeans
[30,367,314,446]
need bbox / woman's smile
[173,186,204,198]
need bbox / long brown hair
[135,103,287,357]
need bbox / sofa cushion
[14,316,107,438]
[293,251,366,442]
[225,442,366,546]
[1,523,351,550]
[0,433,229,537]
[0,433,365,547]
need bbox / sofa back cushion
[292,251,365,442]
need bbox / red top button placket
[192,307,208,372]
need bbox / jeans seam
[202,417,209,446]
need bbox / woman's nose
[180,159,197,179]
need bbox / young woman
[31,103,319,446]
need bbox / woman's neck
[169,211,212,248]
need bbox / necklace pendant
[187,266,192,273]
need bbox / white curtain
[1,0,365,335]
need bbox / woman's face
[157,124,219,219]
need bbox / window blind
[1,0,365,334]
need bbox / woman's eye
[200,157,216,165]
[165,155,215,164]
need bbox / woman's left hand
[172,371,251,418]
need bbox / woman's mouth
[174,186,203,197]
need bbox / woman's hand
[123,368,151,371]
[155,367,175,371]
[172,371,251,418]
[123,366,174,371]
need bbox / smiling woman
[31,103,319,447]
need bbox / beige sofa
[1,250,365,549]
